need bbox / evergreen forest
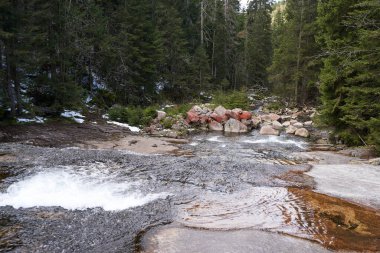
[0,0,379,149]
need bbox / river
[0,131,379,252]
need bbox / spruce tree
[245,0,272,89]
[317,0,380,149]
[269,0,320,105]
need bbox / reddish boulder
[199,115,211,124]
[210,112,224,123]
[226,109,241,120]
[208,120,223,131]
[239,111,252,120]
[186,111,200,123]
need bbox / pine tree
[155,0,192,102]
[317,0,380,149]
[244,0,272,89]
[269,0,320,105]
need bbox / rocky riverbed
[0,122,379,252]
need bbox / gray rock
[260,125,280,136]
[156,111,167,121]
[286,125,297,134]
[251,117,261,128]
[224,118,248,133]
[272,121,283,130]
[304,121,313,126]
[208,120,224,131]
[214,105,227,116]
[295,128,310,138]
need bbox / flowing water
[0,131,379,252]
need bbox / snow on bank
[0,170,168,211]
[107,121,140,133]
[61,110,85,123]
[17,116,46,124]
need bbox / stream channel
[0,131,379,252]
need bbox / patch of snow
[107,121,140,133]
[17,116,46,124]
[85,95,93,104]
[61,110,85,124]
[102,114,109,120]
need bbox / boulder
[369,158,380,166]
[304,121,313,126]
[251,117,261,128]
[156,111,166,121]
[260,125,280,136]
[214,105,227,116]
[281,115,291,121]
[224,118,248,133]
[295,128,310,138]
[210,112,224,123]
[282,121,291,127]
[226,108,242,120]
[269,113,281,122]
[286,125,297,134]
[208,120,223,131]
[272,120,283,130]
[241,119,252,127]
[199,115,211,124]
[239,111,252,120]
[290,120,298,125]
[186,111,200,123]
[260,114,272,122]
[293,122,304,128]
[191,105,203,114]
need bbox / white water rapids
[0,170,168,211]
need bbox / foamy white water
[0,171,167,211]
[242,136,306,149]
[207,136,224,142]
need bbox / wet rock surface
[0,126,379,252]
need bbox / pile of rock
[186,105,255,133]
[184,105,315,137]
[145,105,315,138]
[256,109,315,137]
